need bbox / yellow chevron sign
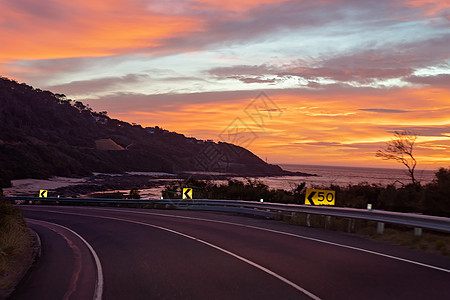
[39,190,48,198]
[305,189,335,205]
[182,188,193,199]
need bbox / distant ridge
[0,77,305,187]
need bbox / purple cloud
[384,126,450,137]
[8,0,69,20]
[47,74,151,95]
[206,32,450,86]
[405,74,450,88]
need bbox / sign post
[305,189,335,205]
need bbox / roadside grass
[367,226,449,256]
[287,213,449,256]
[0,190,33,296]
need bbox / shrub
[0,189,32,293]
[128,188,141,199]
[162,178,295,203]
[91,191,126,199]
[160,167,450,217]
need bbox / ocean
[250,164,437,192]
[4,164,438,198]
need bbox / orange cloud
[100,86,450,168]
[406,0,450,16]
[0,0,204,62]
[196,0,287,12]
[0,0,296,62]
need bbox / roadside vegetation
[90,188,142,199]
[330,167,450,217]
[0,188,33,296]
[163,178,295,203]
[163,167,450,217]
[376,130,418,185]
[287,214,449,256]
[162,168,449,255]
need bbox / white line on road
[26,210,321,299]
[107,215,322,299]
[25,206,450,273]
[27,219,104,300]
[91,207,450,274]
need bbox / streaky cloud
[405,74,450,88]
[359,108,410,114]
[46,74,151,95]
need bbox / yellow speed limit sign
[305,189,335,205]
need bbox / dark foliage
[162,178,297,203]
[332,168,450,216]
[164,167,450,217]
[128,187,141,199]
[91,192,126,199]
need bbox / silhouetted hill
[0,77,301,187]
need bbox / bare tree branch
[376,130,418,185]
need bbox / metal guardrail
[6,196,450,233]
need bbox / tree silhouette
[376,130,418,185]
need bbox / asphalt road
[12,205,450,299]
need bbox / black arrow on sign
[184,188,192,199]
[307,191,315,205]
[40,190,47,197]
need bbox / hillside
[0,77,300,188]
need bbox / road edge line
[26,219,104,300]
[93,215,322,300]
[94,208,450,274]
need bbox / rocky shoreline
[5,170,316,198]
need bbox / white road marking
[26,209,321,299]
[85,207,450,274]
[103,215,322,299]
[25,205,450,275]
[27,219,104,300]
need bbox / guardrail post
[377,222,385,235]
[325,216,331,229]
[347,219,355,233]
[414,227,422,237]
[306,214,311,227]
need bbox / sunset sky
[1,0,449,169]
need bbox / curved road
[12,205,450,299]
